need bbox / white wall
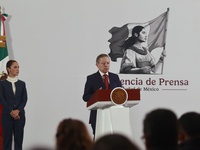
[0,0,200,149]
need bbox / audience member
[92,133,140,150]
[29,145,52,150]
[143,108,178,150]
[178,111,200,150]
[56,118,93,150]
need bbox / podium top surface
[87,89,140,108]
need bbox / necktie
[103,74,109,89]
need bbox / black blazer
[0,79,28,115]
[82,71,122,125]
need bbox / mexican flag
[108,9,169,62]
[0,12,8,149]
[0,13,9,79]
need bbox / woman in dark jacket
[0,60,28,150]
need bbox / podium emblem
[110,87,128,105]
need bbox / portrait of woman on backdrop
[119,25,166,74]
[108,10,169,74]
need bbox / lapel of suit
[14,81,19,96]
[96,71,106,89]
[108,72,112,88]
[5,80,16,96]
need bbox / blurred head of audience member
[29,145,52,150]
[56,118,93,150]
[178,111,200,150]
[143,108,178,150]
[92,133,140,150]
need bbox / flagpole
[161,8,169,74]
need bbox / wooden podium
[87,88,140,140]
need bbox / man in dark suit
[82,53,122,136]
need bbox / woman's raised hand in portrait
[141,66,152,74]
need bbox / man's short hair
[179,112,200,138]
[143,108,178,148]
[96,54,109,63]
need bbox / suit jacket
[178,137,200,150]
[0,79,28,115]
[82,71,122,125]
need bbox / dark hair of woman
[122,25,144,50]
[92,134,140,150]
[6,60,17,74]
[56,118,93,150]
